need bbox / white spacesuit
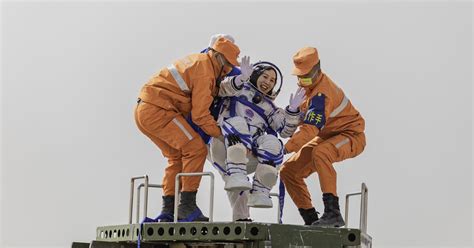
[208,61,305,221]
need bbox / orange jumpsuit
[135,53,224,196]
[280,72,366,209]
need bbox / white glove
[235,56,253,86]
[288,87,306,112]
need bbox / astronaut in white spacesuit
[208,57,306,221]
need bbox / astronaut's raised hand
[288,87,306,112]
[235,56,253,87]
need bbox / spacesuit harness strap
[228,95,278,136]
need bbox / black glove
[226,134,241,146]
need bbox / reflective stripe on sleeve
[329,95,349,118]
[167,64,190,93]
[335,137,350,149]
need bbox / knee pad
[227,143,249,164]
[255,135,284,165]
[254,163,278,188]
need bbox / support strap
[278,180,285,224]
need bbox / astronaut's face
[256,69,276,94]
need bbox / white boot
[248,191,273,208]
[247,179,273,208]
[247,163,277,208]
[224,164,252,192]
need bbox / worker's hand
[288,87,306,112]
[235,56,253,87]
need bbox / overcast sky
[1,1,472,247]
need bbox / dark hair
[249,65,278,93]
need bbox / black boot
[162,195,175,213]
[298,207,320,225]
[312,193,345,227]
[178,191,209,222]
[155,195,175,222]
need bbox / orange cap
[292,47,319,76]
[212,37,240,66]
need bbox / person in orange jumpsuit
[135,37,240,222]
[280,47,366,227]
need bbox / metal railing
[344,183,369,233]
[128,175,149,224]
[136,183,163,223]
[173,172,215,222]
[128,173,282,224]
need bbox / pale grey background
[1,1,472,247]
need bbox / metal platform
[72,174,372,248]
[83,221,370,248]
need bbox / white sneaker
[247,191,273,208]
[224,174,252,191]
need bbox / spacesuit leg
[209,136,251,221]
[221,117,253,191]
[248,134,283,208]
